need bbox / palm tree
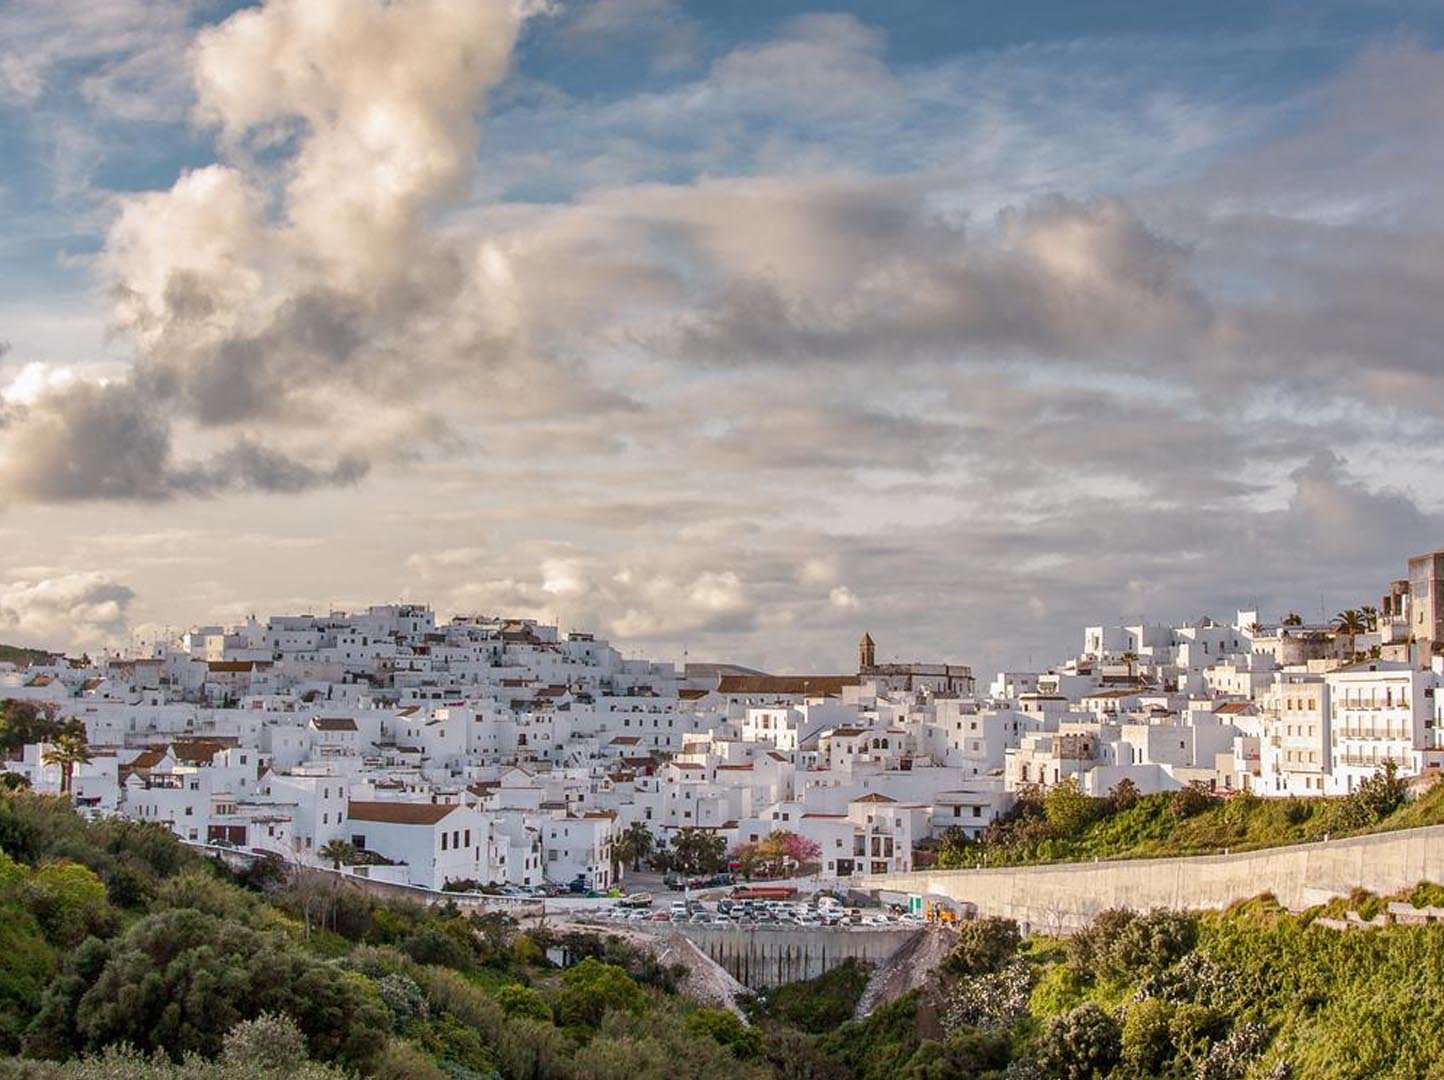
[1361,605,1380,632]
[319,839,357,869]
[1334,609,1368,660]
[1282,612,1304,627]
[1246,622,1265,637]
[1120,651,1139,680]
[614,821,654,873]
[42,733,91,796]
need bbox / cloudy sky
[2,0,1444,672]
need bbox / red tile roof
[347,800,458,825]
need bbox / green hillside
[3,790,1444,1079]
[933,768,1444,870]
[0,645,56,668]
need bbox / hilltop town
[5,548,1444,896]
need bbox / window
[441,833,448,851]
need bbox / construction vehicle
[924,898,959,925]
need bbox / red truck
[730,885,799,901]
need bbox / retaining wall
[863,824,1444,934]
[666,926,919,990]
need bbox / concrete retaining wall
[864,825,1444,934]
[667,926,919,990]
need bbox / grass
[947,780,1444,870]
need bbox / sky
[2,0,1444,674]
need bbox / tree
[1282,612,1304,627]
[1035,1003,1122,1080]
[1042,778,1101,838]
[1169,782,1213,821]
[1361,605,1380,632]
[0,701,78,756]
[24,907,387,1066]
[1105,778,1140,813]
[939,917,1021,979]
[614,822,654,873]
[1333,609,1368,659]
[671,828,726,875]
[731,842,762,881]
[319,840,357,870]
[554,957,648,1028]
[1245,621,1265,638]
[1119,651,1139,679]
[42,733,92,796]
[937,826,973,868]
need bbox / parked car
[649,911,672,922]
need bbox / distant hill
[0,643,57,667]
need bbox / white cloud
[0,572,134,649]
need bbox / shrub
[1120,998,1176,1077]
[934,958,1034,1033]
[402,926,474,972]
[1170,784,1214,822]
[1068,909,1196,984]
[1106,779,1141,814]
[1034,1003,1122,1080]
[748,957,872,1033]
[23,907,388,1068]
[941,918,1022,978]
[554,958,649,1028]
[1043,780,1102,839]
[685,1007,763,1059]
[899,1029,1012,1080]
[496,984,553,1023]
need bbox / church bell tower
[859,631,875,671]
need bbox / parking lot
[575,895,918,930]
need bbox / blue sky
[1,0,1443,671]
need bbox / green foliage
[816,992,922,1080]
[747,958,872,1034]
[1407,881,1444,909]
[571,1006,772,1080]
[24,908,387,1068]
[1170,783,1215,822]
[403,925,475,972]
[686,1007,764,1060]
[495,984,552,1023]
[898,1029,1012,1080]
[941,917,1022,978]
[1044,780,1104,838]
[1028,964,1088,1019]
[1034,1003,1122,1080]
[941,768,1444,872]
[0,703,75,758]
[555,957,649,1028]
[670,827,728,875]
[14,788,1444,1080]
[1119,997,1175,1077]
[1068,909,1197,985]
[0,1015,348,1079]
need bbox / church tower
[859,631,875,671]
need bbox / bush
[1120,998,1175,1077]
[402,927,473,972]
[748,957,872,1033]
[1170,784,1214,822]
[495,984,552,1023]
[554,957,649,1028]
[685,1007,763,1060]
[1067,909,1196,984]
[1044,780,1102,839]
[1034,1003,1122,1080]
[23,908,387,1068]
[941,918,1022,978]
[934,958,1034,1033]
